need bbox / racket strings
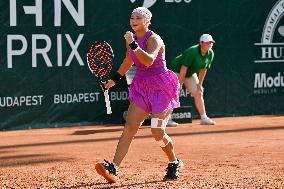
[89,43,113,63]
[87,41,114,79]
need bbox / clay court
[0,115,284,189]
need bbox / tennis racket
[87,41,114,114]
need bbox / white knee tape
[158,134,172,148]
[151,118,167,129]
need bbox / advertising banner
[0,0,283,130]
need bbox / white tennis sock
[169,159,178,164]
[112,162,118,170]
[201,113,208,119]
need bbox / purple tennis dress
[128,30,180,114]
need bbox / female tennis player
[95,7,183,182]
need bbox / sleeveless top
[129,30,168,77]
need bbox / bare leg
[192,93,206,116]
[192,92,216,125]
[151,110,177,162]
[161,137,176,161]
[112,101,148,166]
[182,73,207,118]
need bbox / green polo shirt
[169,44,214,78]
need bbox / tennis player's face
[130,13,148,31]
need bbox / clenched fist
[124,31,135,45]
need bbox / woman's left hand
[104,80,116,90]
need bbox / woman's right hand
[104,80,116,90]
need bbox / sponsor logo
[254,0,284,64]
[171,112,191,119]
[129,0,192,9]
[254,72,284,94]
[253,0,284,95]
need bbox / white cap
[200,34,215,43]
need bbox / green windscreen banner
[0,0,283,130]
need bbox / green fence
[1,0,283,130]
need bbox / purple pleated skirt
[129,69,180,114]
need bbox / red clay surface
[0,115,284,189]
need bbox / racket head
[87,41,114,82]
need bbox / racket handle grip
[104,90,112,114]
